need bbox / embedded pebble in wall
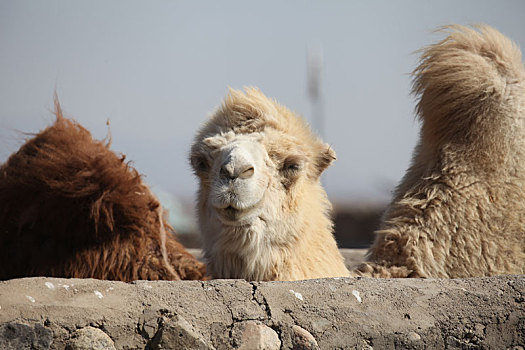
[25,296,35,303]
[290,290,304,301]
[94,291,103,299]
[292,325,320,350]
[352,290,362,303]
[45,282,55,290]
[408,332,421,342]
[67,326,116,350]
[238,321,281,350]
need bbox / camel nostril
[220,164,254,180]
[239,166,254,179]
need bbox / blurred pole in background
[307,44,324,140]
[307,45,327,186]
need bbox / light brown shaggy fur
[190,88,349,280]
[355,25,525,278]
[0,101,206,281]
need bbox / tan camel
[356,25,525,278]
[190,88,350,280]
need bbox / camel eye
[281,155,305,176]
[285,163,301,171]
[191,155,209,174]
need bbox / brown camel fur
[0,101,206,281]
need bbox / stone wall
[0,275,523,349]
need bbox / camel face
[191,128,310,230]
[200,132,269,226]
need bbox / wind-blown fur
[191,88,349,280]
[0,102,206,281]
[355,25,525,278]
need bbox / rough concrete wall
[0,276,523,349]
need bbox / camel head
[190,88,337,279]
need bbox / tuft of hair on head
[52,94,113,147]
[215,87,283,132]
[53,93,64,121]
[412,24,525,146]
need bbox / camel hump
[412,25,525,142]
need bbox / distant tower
[307,45,324,139]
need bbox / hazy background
[1,1,524,234]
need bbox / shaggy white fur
[190,88,349,281]
[355,25,525,278]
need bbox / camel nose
[220,151,255,180]
[220,162,255,180]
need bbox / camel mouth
[215,203,261,226]
[212,183,269,226]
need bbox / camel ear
[314,145,336,177]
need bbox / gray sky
[1,0,524,205]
